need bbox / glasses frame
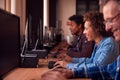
[104,13,120,25]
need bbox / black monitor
[0,9,20,78]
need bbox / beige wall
[0,0,5,9]
[0,0,76,42]
[57,0,76,40]
[0,0,26,45]
[10,0,26,45]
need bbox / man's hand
[57,52,67,60]
[52,68,73,78]
[64,55,72,62]
[54,60,68,68]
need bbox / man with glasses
[104,13,120,25]
[103,1,120,41]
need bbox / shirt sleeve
[73,56,119,80]
[72,57,86,63]
[67,58,90,69]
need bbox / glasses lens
[104,19,113,25]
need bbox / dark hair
[84,11,108,37]
[68,14,84,29]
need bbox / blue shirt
[73,55,120,80]
[66,37,119,69]
[73,42,120,80]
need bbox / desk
[3,68,48,80]
[3,67,91,80]
[3,57,91,80]
[3,41,91,80]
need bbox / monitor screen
[0,9,20,78]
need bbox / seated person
[54,11,119,70]
[57,15,94,60]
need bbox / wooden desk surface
[3,58,91,80]
[3,67,91,80]
[3,68,49,80]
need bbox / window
[76,0,99,15]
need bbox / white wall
[57,0,76,40]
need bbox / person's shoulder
[104,37,115,42]
[101,37,116,45]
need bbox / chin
[87,39,91,41]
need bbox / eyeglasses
[104,13,120,25]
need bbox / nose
[69,26,73,30]
[105,23,112,32]
[66,20,71,26]
[83,29,86,34]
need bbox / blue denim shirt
[66,37,119,69]
[73,55,120,80]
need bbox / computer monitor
[0,9,20,78]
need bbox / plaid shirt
[73,42,120,80]
[73,55,120,80]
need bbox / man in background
[57,15,94,61]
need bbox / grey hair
[104,0,120,12]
